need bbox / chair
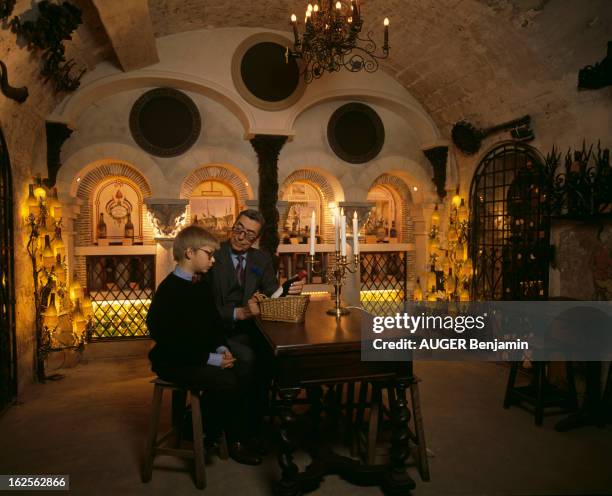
[142,378,228,489]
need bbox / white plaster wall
[54,27,441,207]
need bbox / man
[207,209,304,442]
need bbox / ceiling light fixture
[287,1,390,83]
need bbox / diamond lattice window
[86,255,155,338]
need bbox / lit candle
[290,14,298,44]
[333,209,339,252]
[340,214,347,257]
[352,211,359,255]
[310,211,316,255]
[383,18,389,50]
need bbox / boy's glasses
[196,248,215,258]
[231,224,258,242]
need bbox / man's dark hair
[235,209,265,228]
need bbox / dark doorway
[470,143,550,300]
[0,126,17,413]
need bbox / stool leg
[190,392,207,490]
[367,385,381,465]
[410,379,430,481]
[351,381,368,457]
[534,362,545,426]
[503,362,519,409]
[218,432,229,460]
[565,362,579,411]
[142,385,164,483]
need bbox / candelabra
[307,252,360,317]
[24,175,93,382]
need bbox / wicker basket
[255,294,310,323]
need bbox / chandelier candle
[353,211,359,255]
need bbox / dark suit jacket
[207,240,278,331]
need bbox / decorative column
[250,135,288,261]
[144,198,188,286]
[423,146,448,200]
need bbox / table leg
[277,387,301,496]
[386,379,416,493]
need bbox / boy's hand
[220,355,236,369]
[222,350,234,361]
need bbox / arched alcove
[368,173,417,288]
[279,169,342,243]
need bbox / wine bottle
[280,270,307,297]
[124,213,134,239]
[97,213,107,239]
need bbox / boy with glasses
[146,225,262,465]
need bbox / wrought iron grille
[360,251,407,315]
[86,255,155,338]
[470,143,550,300]
[0,128,17,412]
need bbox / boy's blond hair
[173,225,220,262]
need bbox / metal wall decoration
[360,251,407,316]
[470,143,550,300]
[452,115,533,155]
[0,126,17,412]
[0,0,16,20]
[578,41,612,90]
[9,1,85,92]
[0,60,28,103]
[327,103,385,164]
[130,88,201,158]
[547,142,611,219]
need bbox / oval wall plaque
[327,103,385,164]
[129,87,201,157]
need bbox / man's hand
[234,306,253,320]
[247,296,261,316]
[288,278,305,295]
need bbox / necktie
[235,255,245,286]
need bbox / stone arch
[74,160,153,248]
[180,164,252,222]
[369,173,417,287]
[279,169,339,243]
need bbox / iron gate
[470,143,550,300]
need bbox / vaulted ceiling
[64,0,612,137]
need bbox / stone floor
[1,356,611,496]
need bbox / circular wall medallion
[327,103,385,164]
[232,33,305,111]
[129,88,201,157]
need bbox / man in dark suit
[207,209,304,442]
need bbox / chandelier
[287,1,390,83]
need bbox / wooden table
[256,300,417,495]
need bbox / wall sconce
[144,198,189,240]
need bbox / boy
[146,225,261,465]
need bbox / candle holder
[307,252,360,318]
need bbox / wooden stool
[503,361,578,426]
[142,378,227,489]
[353,377,430,482]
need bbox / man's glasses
[232,224,259,242]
